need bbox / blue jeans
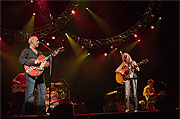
[125,79,138,110]
[24,74,46,115]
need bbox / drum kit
[45,81,71,114]
[46,81,68,100]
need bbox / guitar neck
[41,54,52,62]
[136,62,142,67]
[131,59,148,69]
[41,47,64,62]
[41,49,59,62]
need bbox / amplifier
[104,86,133,112]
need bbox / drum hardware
[55,82,63,86]
[45,79,73,114]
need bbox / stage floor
[1,110,179,119]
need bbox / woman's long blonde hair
[122,53,133,63]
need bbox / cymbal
[55,82,63,85]
[57,89,63,92]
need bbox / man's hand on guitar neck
[52,47,65,57]
[52,50,59,57]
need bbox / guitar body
[116,73,125,85]
[115,59,149,85]
[24,47,65,77]
[24,55,50,77]
[116,67,130,85]
[11,83,26,93]
[38,55,50,67]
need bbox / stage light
[120,51,122,54]
[151,14,155,17]
[81,46,84,49]
[138,39,140,42]
[30,0,33,3]
[104,53,107,57]
[52,36,55,40]
[46,43,50,46]
[115,48,117,50]
[33,13,36,16]
[86,8,89,10]
[65,33,68,36]
[88,53,90,56]
[0,37,1,41]
[151,25,154,29]
[134,34,138,38]
[71,10,76,15]
[110,45,113,49]
[159,17,161,20]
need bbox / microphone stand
[39,42,54,113]
[62,79,73,104]
[62,78,76,114]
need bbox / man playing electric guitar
[19,36,59,115]
[115,53,140,112]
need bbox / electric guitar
[11,83,26,93]
[116,59,149,85]
[24,47,65,77]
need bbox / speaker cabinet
[72,104,88,114]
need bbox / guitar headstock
[57,47,65,53]
[141,59,149,64]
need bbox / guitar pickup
[26,67,33,73]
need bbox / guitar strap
[123,62,128,69]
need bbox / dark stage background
[0,1,179,113]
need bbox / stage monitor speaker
[50,99,87,119]
[72,104,88,114]
[50,103,73,119]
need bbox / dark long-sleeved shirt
[19,48,44,81]
[19,48,42,66]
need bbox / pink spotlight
[81,46,84,49]
[110,45,113,49]
[151,14,155,17]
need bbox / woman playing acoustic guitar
[115,53,140,112]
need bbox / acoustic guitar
[116,59,149,85]
[24,47,65,77]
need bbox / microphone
[39,40,45,44]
